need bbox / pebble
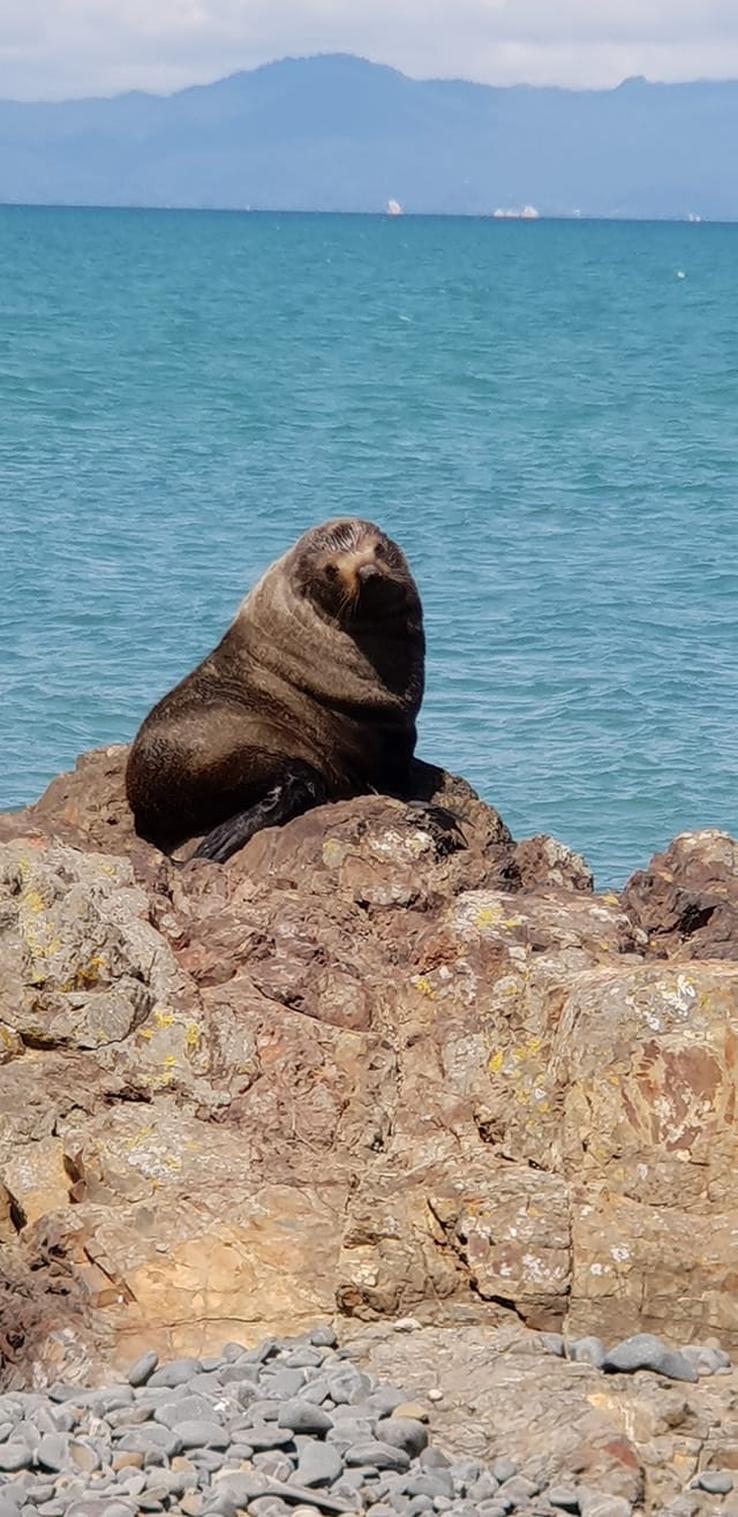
[693,1471,734,1494]
[548,1487,581,1512]
[569,1337,606,1369]
[349,1442,413,1473]
[0,1444,32,1472]
[148,1359,202,1389]
[492,1458,519,1485]
[309,1327,338,1349]
[376,1419,429,1457]
[176,1421,231,1450]
[0,1319,724,1517]
[541,1333,566,1357]
[292,1441,344,1487]
[278,1399,334,1435]
[602,1333,696,1381]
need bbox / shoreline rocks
[1,747,738,1510]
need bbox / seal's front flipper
[191,763,328,865]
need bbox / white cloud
[2,0,738,99]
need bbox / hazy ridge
[1,52,736,217]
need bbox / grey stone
[657,1350,699,1383]
[283,1349,325,1369]
[680,1346,730,1376]
[367,1388,408,1418]
[569,1337,606,1369]
[252,1454,295,1480]
[48,1386,92,1404]
[126,1353,159,1388]
[541,1333,566,1357]
[548,1488,581,1513]
[176,1420,231,1450]
[0,1501,23,1517]
[419,1450,451,1471]
[148,1359,202,1389]
[327,1372,371,1407]
[376,1419,428,1458]
[309,1327,338,1349]
[220,1342,248,1361]
[404,1474,455,1501]
[261,1371,307,1400]
[0,1446,31,1473]
[694,1472,734,1494]
[407,1500,435,1516]
[577,1492,632,1517]
[219,1364,261,1387]
[278,1399,334,1435]
[602,1333,669,1375]
[492,1459,519,1485]
[240,1424,295,1451]
[298,1378,332,1406]
[36,1433,70,1472]
[244,1399,282,1423]
[500,1475,539,1502]
[292,1440,344,1487]
[469,1474,500,1501]
[155,1397,222,1428]
[116,1425,183,1460]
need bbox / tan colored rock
[0,744,738,1414]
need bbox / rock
[345,1442,411,1473]
[292,1442,344,1487]
[569,1338,606,1369]
[0,1444,32,1472]
[602,1334,697,1381]
[176,1420,231,1450]
[278,1400,334,1435]
[375,1419,429,1457]
[148,1360,202,1389]
[36,1433,70,1471]
[622,830,738,960]
[694,1471,734,1494]
[548,1488,580,1512]
[310,1328,338,1350]
[492,1459,519,1485]
[126,1352,158,1387]
[390,1404,429,1424]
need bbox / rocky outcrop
[2,747,738,1508]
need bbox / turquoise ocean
[1,207,736,887]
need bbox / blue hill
[0,53,735,218]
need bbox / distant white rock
[386,199,403,216]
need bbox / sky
[2,0,738,101]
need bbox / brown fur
[125,518,425,853]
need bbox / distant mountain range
[1,52,737,219]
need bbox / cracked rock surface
[2,748,738,1512]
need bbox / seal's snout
[334,544,383,595]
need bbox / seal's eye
[325,562,338,579]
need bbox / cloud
[2,0,738,99]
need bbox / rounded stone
[277,1400,334,1435]
[0,1445,32,1473]
[549,1487,581,1512]
[292,1441,344,1488]
[176,1421,231,1451]
[36,1434,70,1473]
[126,1353,159,1389]
[569,1337,606,1369]
[492,1459,519,1485]
[148,1359,202,1389]
[695,1472,734,1494]
[376,1419,428,1458]
[309,1327,338,1349]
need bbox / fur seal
[126,518,426,863]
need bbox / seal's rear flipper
[191,763,328,865]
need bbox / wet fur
[125,518,425,858]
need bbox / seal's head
[290,518,419,623]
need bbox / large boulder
[1,746,738,1429]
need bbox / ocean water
[1,206,736,888]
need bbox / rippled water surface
[1,207,736,886]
